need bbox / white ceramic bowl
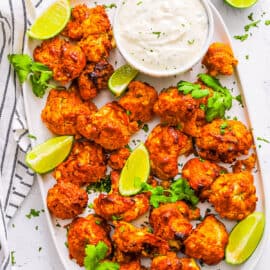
[113,0,214,77]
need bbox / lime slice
[224,0,257,8]
[119,144,150,196]
[108,64,139,97]
[25,136,73,174]
[225,212,265,265]
[27,0,71,40]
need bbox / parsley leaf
[234,34,249,41]
[84,242,119,270]
[8,54,57,98]
[198,74,233,122]
[141,178,199,208]
[177,81,209,99]
[244,20,261,32]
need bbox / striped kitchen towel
[0,0,49,269]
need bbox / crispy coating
[77,102,138,150]
[67,214,111,266]
[153,87,207,137]
[46,182,88,219]
[108,148,130,170]
[41,87,97,135]
[151,252,182,270]
[182,158,225,200]
[120,260,144,270]
[180,258,201,270]
[33,37,86,84]
[150,201,200,250]
[184,215,229,265]
[195,119,253,163]
[113,221,169,257]
[119,81,158,123]
[53,140,106,186]
[202,42,238,76]
[145,124,192,180]
[209,171,257,220]
[93,171,149,221]
[233,153,256,173]
[78,61,114,100]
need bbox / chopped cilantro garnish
[84,242,119,270]
[248,12,254,21]
[245,55,249,60]
[95,220,101,225]
[87,176,111,193]
[257,137,270,143]
[112,215,122,221]
[26,208,40,219]
[244,20,261,32]
[265,20,270,25]
[234,34,249,41]
[103,3,117,9]
[142,124,149,132]
[11,251,16,265]
[137,1,143,5]
[152,31,162,38]
[188,39,195,45]
[126,110,131,116]
[220,122,228,135]
[38,247,42,252]
[28,134,37,140]
[235,94,243,106]
[177,81,209,99]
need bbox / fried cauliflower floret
[108,148,130,170]
[53,140,106,186]
[78,61,114,100]
[47,182,88,219]
[67,214,111,266]
[145,124,192,180]
[180,258,201,270]
[93,171,149,221]
[41,87,97,135]
[120,260,144,270]
[209,171,257,220]
[113,221,169,257]
[153,87,207,137]
[202,42,238,76]
[196,119,253,163]
[119,81,158,123]
[233,153,256,173]
[77,102,138,150]
[150,201,200,250]
[182,158,226,200]
[151,252,182,270]
[33,37,86,84]
[184,215,229,265]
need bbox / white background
[8,0,270,269]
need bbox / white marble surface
[8,0,270,269]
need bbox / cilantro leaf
[198,74,233,122]
[244,20,261,32]
[26,208,40,219]
[87,176,111,193]
[234,34,249,41]
[177,81,209,99]
[84,242,119,270]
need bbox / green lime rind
[25,136,74,174]
[225,212,265,265]
[119,144,150,196]
[108,64,139,97]
[27,0,71,40]
[224,0,257,9]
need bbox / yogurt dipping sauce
[114,0,212,76]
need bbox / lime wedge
[25,136,73,174]
[225,212,265,265]
[27,0,71,40]
[108,64,138,97]
[224,0,257,8]
[119,144,150,196]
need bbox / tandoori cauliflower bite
[53,140,106,186]
[149,201,200,250]
[93,171,149,222]
[180,258,201,270]
[145,124,192,180]
[209,171,257,220]
[184,215,229,265]
[78,61,114,100]
[33,37,86,84]
[182,158,226,201]
[113,221,169,258]
[46,182,88,219]
[41,87,97,135]
[120,260,145,270]
[202,42,238,76]
[153,87,207,137]
[195,119,253,163]
[77,102,138,150]
[108,148,130,170]
[67,214,111,266]
[119,81,158,123]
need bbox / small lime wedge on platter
[224,0,258,9]
[225,212,265,265]
[25,136,73,174]
[119,144,150,196]
[27,0,71,40]
[108,64,139,97]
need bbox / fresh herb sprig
[8,54,61,98]
[198,74,233,122]
[141,178,199,208]
[84,241,119,270]
[177,81,209,99]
